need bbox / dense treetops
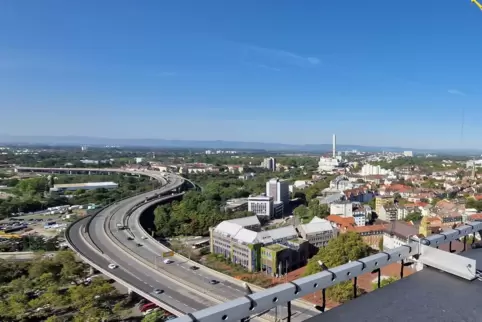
[0,251,128,321]
[303,232,370,303]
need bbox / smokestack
[332,134,336,158]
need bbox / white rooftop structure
[226,216,260,228]
[232,229,259,244]
[298,217,335,235]
[213,218,298,245]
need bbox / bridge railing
[171,221,482,322]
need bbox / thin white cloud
[246,45,320,68]
[448,89,466,96]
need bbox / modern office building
[248,194,274,219]
[261,157,277,171]
[273,201,284,219]
[266,178,290,206]
[210,217,306,274]
[297,217,337,249]
[260,238,310,277]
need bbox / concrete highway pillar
[88,266,95,275]
[127,288,133,295]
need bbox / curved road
[19,167,316,320]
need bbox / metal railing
[171,221,482,322]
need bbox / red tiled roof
[347,224,387,233]
[469,213,482,221]
[326,215,355,228]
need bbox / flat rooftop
[306,249,482,322]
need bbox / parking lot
[0,213,72,237]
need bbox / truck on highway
[116,223,126,230]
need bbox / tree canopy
[0,251,125,321]
[304,232,371,276]
[154,190,254,237]
[303,232,370,303]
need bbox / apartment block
[375,196,394,215]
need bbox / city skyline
[1,1,482,148]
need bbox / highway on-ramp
[46,167,316,320]
[114,185,317,320]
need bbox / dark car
[190,266,199,270]
[127,236,134,241]
[209,280,219,285]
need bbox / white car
[163,259,173,264]
[108,264,118,269]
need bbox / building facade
[297,217,337,249]
[266,178,290,206]
[375,196,394,215]
[262,157,277,171]
[210,217,306,275]
[248,194,274,219]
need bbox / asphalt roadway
[115,187,316,320]
[70,216,213,313]
[68,171,316,320]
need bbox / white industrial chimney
[332,134,336,158]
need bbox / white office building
[248,194,274,219]
[330,201,353,217]
[266,178,290,205]
[297,217,337,248]
[403,151,413,157]
[262,157,277,171]
[360,164,391,176]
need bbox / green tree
[293,205,309,223]
[142,310,167,322]
[54,250,86,282]
[304,232,370,276]
[404,212,422,222]
[327,281,362,303]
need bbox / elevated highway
[22,166,316,320]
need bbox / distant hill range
[0,134,477,154]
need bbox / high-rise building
[266,178,290,205]
[261,157,276,171]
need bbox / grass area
[264,244,286,252]
[288,238,304,244]
[201,254,275,288]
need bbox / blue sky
[1,0,482,149]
